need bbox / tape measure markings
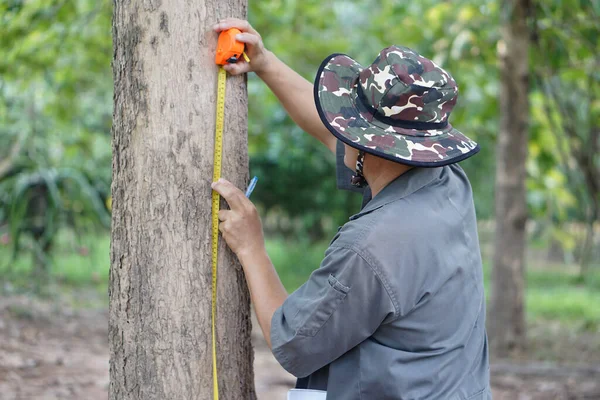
[211,30,250,398]
[211,66,227,400]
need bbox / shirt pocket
[296,274,350,337]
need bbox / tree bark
[490,0,530,357]
[109,1,255,399]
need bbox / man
[211,18,491,399]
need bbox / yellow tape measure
[212,25,250,396]
[211,67,226,400]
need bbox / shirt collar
[349,167,443,221]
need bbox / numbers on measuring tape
[211,67,227,400]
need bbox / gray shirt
[270,142,491,399]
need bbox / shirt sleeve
[270,245,396,378]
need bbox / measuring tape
[211,66,226,400]
[211,28,250,400]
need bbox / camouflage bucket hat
[314,46,479,167]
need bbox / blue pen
[245,176,258,198]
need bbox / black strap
[356,84,448,130]
[295,377,309,389]
[351,150,367,188]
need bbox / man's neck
[365,159,413,197]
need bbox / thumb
[223,61,250,75]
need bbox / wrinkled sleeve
[270,246,395,378]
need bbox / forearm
[257,51,336,153]
[238,247,287,349]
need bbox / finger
[218,18,257,34]
[223,61,250,75]
[218,210,232,221]
[219,222,227,233]
[243,201,258,216]
[213,18,258,35]
[212,179,247,210]
[235,32,260,46]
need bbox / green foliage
[251,136,362,240]
[528,1,600,263]
[248,0,501,232]
[508,262,600,331]
[0,230,110,293]
[266,238,329,292]
[1,0,598,270]
[0,0,112,281]
[248,0,598,250]
[248,0,367,239]
[1,166,110,250]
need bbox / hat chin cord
[351,150,368,188]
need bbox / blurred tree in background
[531,0,599,276]
[491,0,531,358]
[1,0,598,286]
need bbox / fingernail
[235,34,243,40]
[211,182,217,188]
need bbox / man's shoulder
[331,200,427,264]
[333,164,475,242]
[346,168,473,246]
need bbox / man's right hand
[213,18,271,76]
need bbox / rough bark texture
[490,0,530,357]
[109,1,256,399]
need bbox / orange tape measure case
[215,28,245,65]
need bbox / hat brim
[314,54,480,167]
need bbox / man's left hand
[211,178,265,259]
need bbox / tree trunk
[578,127,599,278]
[109,1,255,399]
[490,0,530,357]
